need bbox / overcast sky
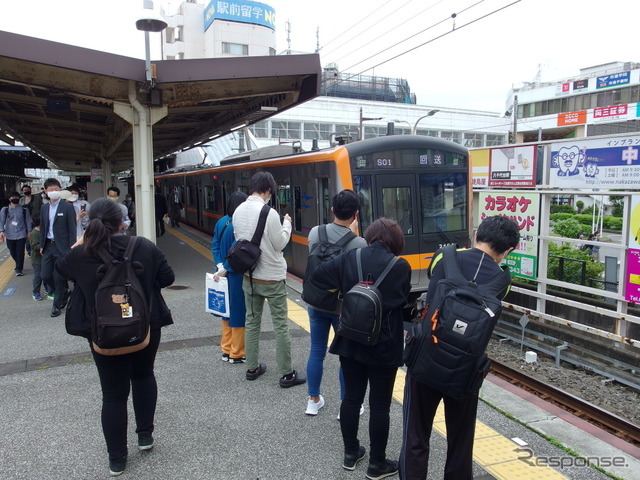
[2,0,638,112]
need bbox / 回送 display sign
[479,192,540,280]
[488,145,537,187]
[550,135,640,188]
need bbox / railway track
[489,360,640,446]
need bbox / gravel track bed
[486,338,640,427]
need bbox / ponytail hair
[83,198,124,256]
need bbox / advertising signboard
[470,148,490,188]
[625,195,640,302]
[479,192,540,280]
[204,0,276,31]
[488,145,537,187]
[557,110,586,126]
[596,71,630,89]
[573,79,588,90]
[549,135,640,188]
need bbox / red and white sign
[561,83,570,93]
[594,104,628,118]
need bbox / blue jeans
[306,307,345,398]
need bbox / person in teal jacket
[211,191,248,363]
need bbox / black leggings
[91,329,161,460]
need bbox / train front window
[353,175,373,233]
[419,173,467,234]
[381,187,413,235]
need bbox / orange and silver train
[155,135,471,308]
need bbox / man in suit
[39,178,77,317]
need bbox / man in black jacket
[399,215,520,480]
[39,178,77,317]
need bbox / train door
[374,174,419,256]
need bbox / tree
[576,200,584,213]
[610,195,624,218]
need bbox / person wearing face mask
[67,184,91,240]
[0,191,32,276]
[39,178,77,317]
[106,186,131,233]
[232,171,306,388]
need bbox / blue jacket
[211,215,236,272]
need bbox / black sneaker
[109,457,127,477]
[138,433,154,451]
[228,357,246,364]
[279,370,307,388]
[342,445,366,471]
[365,459,399,480]
[246,363,267,380]
[221,353,230,362]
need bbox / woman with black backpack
[310,217,411,480]
[56,198,175,477]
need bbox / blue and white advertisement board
[549,136,640,188]
[205,0,275,31]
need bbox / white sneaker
[336,404,365,420]
[305,395,325,416]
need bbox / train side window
[205,185,216,211]
[275,178,292,218]
[294,186,302,231]
[317,178,330,225]
[381,186,413,235]
[353,175,373,233]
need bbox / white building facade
[161,0,276,60]
[508,62,640,143]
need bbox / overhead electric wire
[319,0,393,52]
[321,0,414,59]
[329,0,522,89]
[335,0,488,78]
[327,0,448,67]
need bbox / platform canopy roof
[0,31,322,173]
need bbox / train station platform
[0,224,638,479]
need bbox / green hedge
[550,213,622,231]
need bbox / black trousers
[399,375,478,480]
[6,237,26,273]
[155,215,165,236]
[90,328,162,460]
[339,356,398,464]
[41,241,67,308]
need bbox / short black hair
[31,213,40,227]
[44,178,61,189]
[249,171,277,195]
[227,191,248,216]
[364,217,405,255]
[7,191,20,198]
[69,184,82,194]
[21,185,31,191]
[332,189,359,221]
[107,186,120,196]
[476,216,520,254]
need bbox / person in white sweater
[232,171,306,388]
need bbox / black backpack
[92,237,150,356]
[403,245,511,398]
[301,225,356,311]
[226,204,270,275]
[336,249,398,346]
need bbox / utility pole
[512,94,518,144]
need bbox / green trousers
[242,278,292,376]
